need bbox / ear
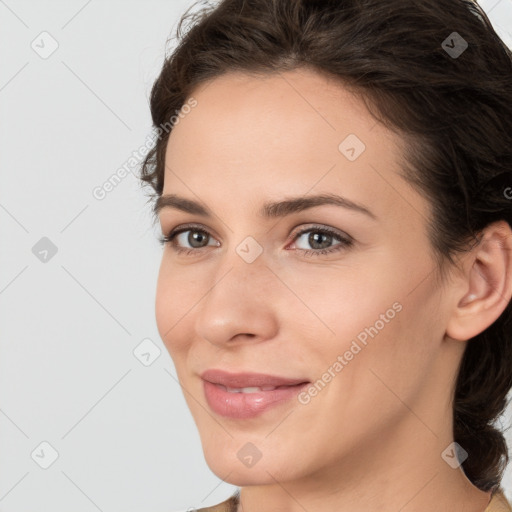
[446,220,512,342]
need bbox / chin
[202,443,298,485]
[206,459,282,486]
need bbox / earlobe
[446,220,512,342]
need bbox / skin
[154,67,512,512]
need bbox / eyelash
[158,223,353,257]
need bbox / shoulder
[485,488,512,512]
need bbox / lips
[200,369,309,389]
[200,369,310,419]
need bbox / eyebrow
[154,193,377,221]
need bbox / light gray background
[0,1,511,511]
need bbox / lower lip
[203,380,309,419]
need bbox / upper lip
[201,369,309,388]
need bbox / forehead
[168,68,377,163]
[163,68,429,227]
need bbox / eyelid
[160,222,219,241]
[289,223,352,242]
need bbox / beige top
[195,488,512,512]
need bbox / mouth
[200,369,310,419]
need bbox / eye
[158,223,219,255]
[289,225,353,257]
[158,223,353,257]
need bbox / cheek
[155,258,195,356]
[284,260,398,351]
[297,249,437,383]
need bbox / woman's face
[155,68,462,487]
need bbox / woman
[139,0,512,510]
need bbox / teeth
[223,385,277,393]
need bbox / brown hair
[139,0,512,493]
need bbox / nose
[194,251,280,347]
